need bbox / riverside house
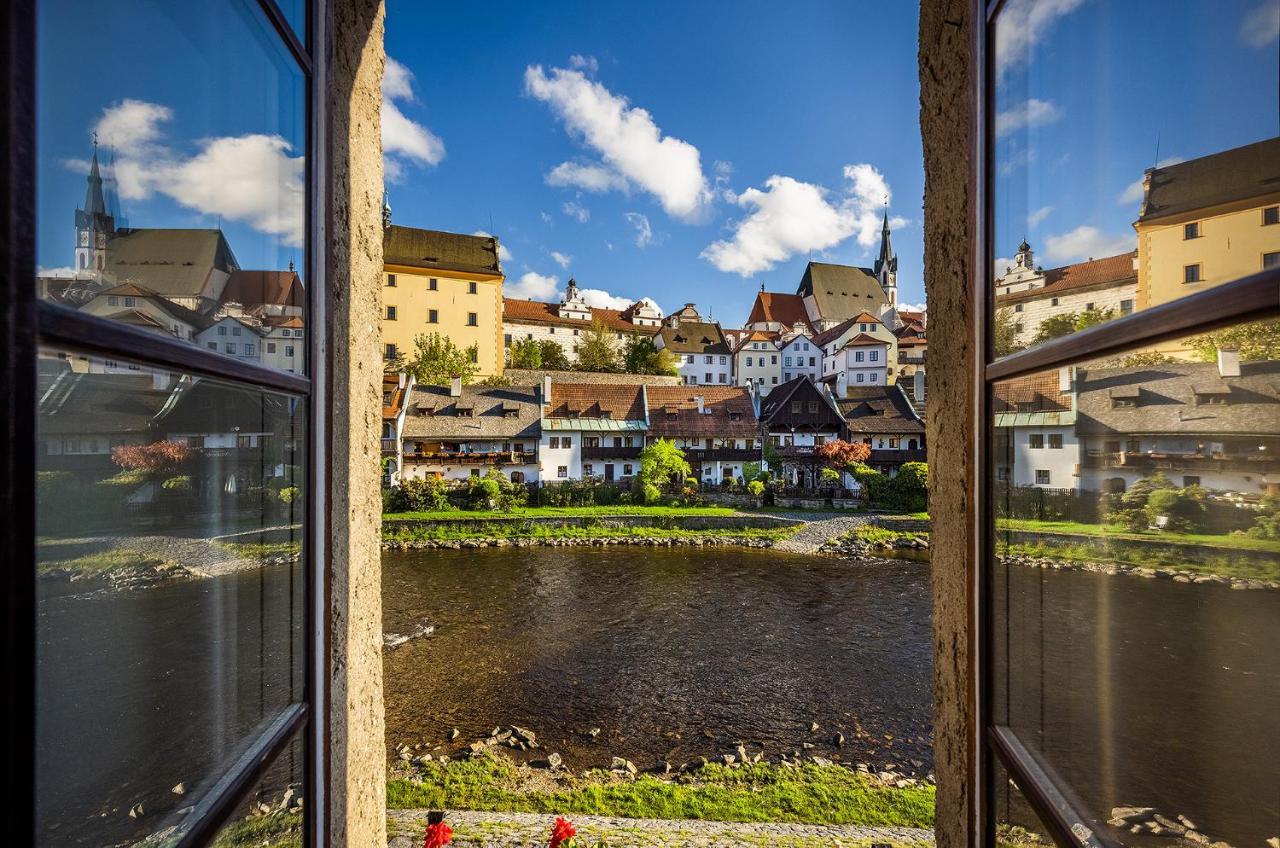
[399,378,542,483]
[758,375,848,488]
[837,384,927,477]
[541,381,649,482]
[644,386,761,485]
[381,372,413,486]
[991,369,1079,492]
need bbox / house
[218,269,306,319]
[758,375,847,487]
[259,316,306,373]
[196,315,268,365]
[502,278,661,367]
[381,372,413,486]
[1074,351,1280,497]
[992,369,1079,491]
[733,331,781,394]
[744,289,813,334]
[400,379,541,483]
[381,224,506,376]
[814,312,898,392]
[994,245,1138,348]
[778,331,822,386]
[541,381,648,482]
[837,385,927,477]
[80,283,210,342]
[644,386,760,485]
[655,305,733,386]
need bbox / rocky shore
[383,535,777,551]
[1001,553,1280,591]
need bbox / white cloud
[994,257,1015,276]
[525,64,711,221]
[995,0,1084,78]
[898,302,927,314]
[381,57,445,180]
[1028,205,1053,227]
[546,161,629,193]
[37,265,79,279]
[472,230,512,262]
[568,54,599,74]
[95,99,171,152]
[540,211,554,225]
[506,271,560,301]
[623,211,653,247]
[562,200,590,222]
[578,288,635,310]
[550,250,572,268]
[1117,156,1185,205]
[1241,0,1280,47]
[700,163,905,277]
[1042,225,1136,265]
[995,98,1063,138]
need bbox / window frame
[2,0,327,846]
[975,4,1280,846]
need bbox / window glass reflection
[35,349,305,846]
[991,0,1279,357]
[990,321,1280,845]
[993,760,1058,848]
[36,0,307,374]
[208,734,305,848]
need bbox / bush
[277,485,300,505]
[1148,486,1207,533]
[38,470,79,501]
[389,476,453,512]
[819,467,842,488]
[641,483,661,505]
[1248,496,1280,539]
[852,461,927,512]
[747,480,765,498]
[162,475,193,492]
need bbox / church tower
[873,207,897,309]
[75,142,115,276]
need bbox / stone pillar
[327,1,388,846]
[919,2,977,848]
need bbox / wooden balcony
[403,450,536,465]
[1082,449,1276,473]
[582,445,642,459]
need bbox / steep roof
[839,333,888,349]
[1138,137,1280,222]
[797,262,887,320]
[995,251,1137,307]
[733,330,780,352]
[658,321,731,355]
[504,368,680,386]
[383,225,503,277]
[546,384,646,421]
[746,291,811,328]
[38,370,174,435]
[811,313,885,347]
[220,270,305,310]
[838,385,925,435]
[93,283,213,330]
[644,386,759,438]
[402,384,540,439]
[502,298,658,335]
[1075,360,1280,436]
[992,372,1073,413]
[105,228,239,298]
[758,374,843,425]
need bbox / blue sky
[36,0,1278,328]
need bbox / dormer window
[729,411,742,421]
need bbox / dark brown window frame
[1,0,329,845]
[976,2,1280,846]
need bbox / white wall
[998,425,1079,490]
[675,352,733,386]
[735,343,781,393]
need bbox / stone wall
[385,514,799,532]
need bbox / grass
[36,547,167,576]
[384,522,797,544]
[846,525,927,546]
[211,810,302,848]
[998,539,1280,582]
[998,518,1280,554]
[384,505,739,520]
[386,753,934,829]
[213,540,302,558]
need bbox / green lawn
[997,518,1280,554]
[385,505,739,520]
[387,753,934,829]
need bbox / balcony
[404,450,536,465]
[582,445,642,459]
[381,438,398,453]
[683,447,760,462]
[1082,449,1276,473]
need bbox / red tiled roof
[996,251,1136,306]
[263,316,305,328]
[645,386,759,438]
[733,330,780,352]
[221,270,305,309]
[503,298,658,335]
[746,291,810,328]
[992,372,1073,413]
[546,384,646,420]
[840,333,887,349]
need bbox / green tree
[406,332,480,386]
[1188,320,1280,362]
[624,335,679,375]
[538,340,572,370]
[507,338,543,369]
[636,439,691,492]
[994,307,1023,357]
[576,320,622,372]
[1032,308,1115,346]
[1116,350,1180,367]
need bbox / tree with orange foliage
[111,440,192,475]
[815,439,871,470]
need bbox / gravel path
[387,809,935,847]
[768,512,870,555]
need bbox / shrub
[1248,496,1280,539]
[37,470,79,501]
[162,475,193,492]
[1148,485,1207,533]
[747,480,765,498]
[469,477,502,509]
[277,486,300,504]
[390,476,453,512]
[641,482,661,505]
[111,440,192,474]
[819,467,842,488]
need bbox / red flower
[549,816,576,848]
[423,821,453,848]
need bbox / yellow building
[382,225,506,377]
[1134,137,1280,311]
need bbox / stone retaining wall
[385,514,800,533]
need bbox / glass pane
[991,0,1279,358]
[35,348,306,846]
[36,0,308,375]
[208,733,305,848]
[990,320,1280,846]
[993,758,1058,848]
[275,0,307,47]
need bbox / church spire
[75,137,115,277]
[83,138,106,217]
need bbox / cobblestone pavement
[768,512,870,555]
[387,809,935,847]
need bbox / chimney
[1217,347,1241,378]
[1057,366,1073,393]
[449,376,462,397]
[695,395,705,415]
[542,375,553,404]
[914,369,926,405]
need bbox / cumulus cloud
[1028,205,1053,227]
[506,271,560,301]
[995,0,1083,78]
[1241,0,1280,47]
[525,64,711,221]
[382,57,445,181]
[623,211,653,247]
[472,230,512,262]
[1117,156,1185,205]
[995,98,1063,138]
[1042,225,1136,265]
[540,211,554,225]
[700,163,905,277]
[898,302,927,314]
[568,54,599,74]
[550,250,572,268]
[562,200,590,222]
[578,288,635,310]
[79,99,305,245]
[546,161,629,193]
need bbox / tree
[1031,308,1115,346]
[508,338,543,369]
[112,440,192,475]
[815,439,872,470]
[538,340,572,370]
[406,332,480,386]
[1188,320,1280,362]
[624,335,679,375]
[994,307,1023,357]
[636,439,691,492]
[575,320,622,372]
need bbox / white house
[778,332,822,385]
[992,369,1080,491]
[733,331,782,394]
[655,305,734,387]
[400,379,542,483]
[540,380,648,483]
[503,279,662,367]
[994,243,1137,348]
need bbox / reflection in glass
[208,734,305,848]
[991,1,1280,357]
[35,349,305,846]
[36,0,308,374]
[990,322,1280,845]
[993,759,1058,848]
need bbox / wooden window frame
[1,0,330,845]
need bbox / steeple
[381,190,393,229]
[83,141,106,217]
[873,205,897,307]
[75,138,115,276]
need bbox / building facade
[733,331,781,394]
[655,305,734,386]
[994,245,1138,349]
[541,382,648,482]
[837,385,927,477]
[502,279,661,366]
[399,379,541,483]
[644,386,760,484]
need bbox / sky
[34,0,1279,328]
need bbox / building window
[386,305,397,320]
[232,326,241,336]
[747,357,754,367]
[1264,252,1280,270]
[791,401,801,413]
[1184,221,1200,239]
[207,342,217,350]
[623,464,633,475]
[855,351,865,362]
[719,356,727,365]
[224,343,235,354]
[558,466,568,478]
[705,355,713,364]
[1120,299,1134,314]
[1183,475,1201,487]
[468,348,478,364]
[718,373,727,383]
[1264,205,1280,226]
[267,343,277,354]
[869,350,879,362]
[387,273,397,287]
[218,326,227,336]
[1029,434,1044,449]
[1050,297,1058,306]
[856,372,865,383]
[1035,469,1051,485]
[244,344,255,357]
[1184,263,1202,283]
[467,312,478,326]
[807,401,818,413]
[429,309,438,323]
[468,281,478,294]
[385,343,398,360]
[583,464,593,476]
[1014,303,1023,312]
[1048,433,1063,449]
[429,278,438,290]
